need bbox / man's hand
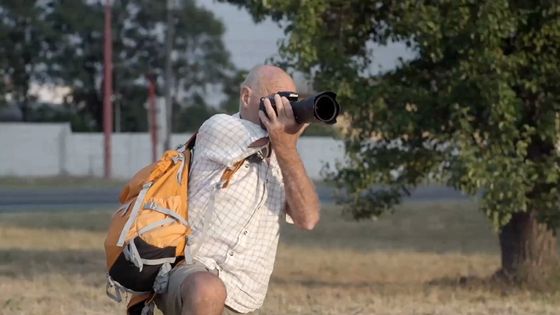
[258,94,309,151]
[258,93,319,230]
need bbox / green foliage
[301,123,339,137]
[0,0,236,131]
[0,0,56,120]
[227,0,560,229]
[173,98,219,132]
[220,69,248,115]
[51,0,236,132]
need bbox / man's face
[241,76,297,125]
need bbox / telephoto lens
[259,91,341,129]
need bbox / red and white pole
[147,75,158,163]
[103,0,113,179]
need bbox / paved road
[0,185,469,213]
[0,187,119,212]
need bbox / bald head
[239,65,297,125]
[242,65,296,96]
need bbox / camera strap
[247,142,271,164]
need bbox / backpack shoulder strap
[185,133,197,150]
[220,160,245,189]
[186,130,256,189]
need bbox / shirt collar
[232,112,268,139]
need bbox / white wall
[0,123,71,177]
[0,123,345,180]
[297,136,345,179]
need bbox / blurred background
[1,1,560,314]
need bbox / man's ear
[240,85,252,109]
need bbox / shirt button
[229,251,234,256]
[243,230,248,235]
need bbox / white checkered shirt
[187,113,289,313]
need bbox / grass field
[1,201,559,315]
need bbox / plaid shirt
[187,113,289,313]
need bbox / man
[155,65,321,315]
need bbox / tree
[0,0,58,120]
[1,0,236,129]
[226,0,560,283]
[44,0,235,131]
[220,69,248,115]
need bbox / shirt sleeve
[195,114,268,168]
[285,213,294,224]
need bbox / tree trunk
[498,210,558,283]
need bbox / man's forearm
[274,145,320,230]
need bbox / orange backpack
[104,134,245,315]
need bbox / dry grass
[1,201,559,315]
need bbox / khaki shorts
[155,261,258,315]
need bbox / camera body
[258,91,341,129]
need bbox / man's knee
[181,271,227,308]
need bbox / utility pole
[163,0,175,150]
[103,0,113,179]
[147,74,158,163]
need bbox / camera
[259,91,341,128]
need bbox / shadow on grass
[0,248,105,279]
[427,270,560,296]
[0,210,113,232]
[271,275,380,289]
[281,200,500,254]
[1,200,502,253]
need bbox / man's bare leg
[181,271,226,315]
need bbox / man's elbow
[297,214,320,231]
